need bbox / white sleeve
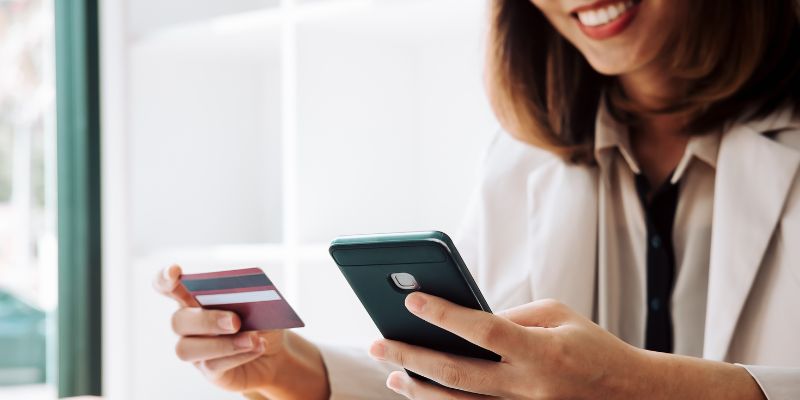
[452,130,503,278]
[453,183,481,275]
[318,344,406,400]
[741,365,800,400]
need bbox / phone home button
[390,273,420,290]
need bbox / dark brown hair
[486,0,800,163]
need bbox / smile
[571,0,642,40]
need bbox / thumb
[153,264,197,307]
[497,299,572,328]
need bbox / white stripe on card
[196,290,281,306]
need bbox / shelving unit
[104,0,497,398]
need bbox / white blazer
[319,106,800,399]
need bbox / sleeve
[318,344,406,400]
[452,130,504,278]
[740,365,800,400]
[452,181,481,275]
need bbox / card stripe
[181,274,272,292]
[180,268,264,280]
[189,285,276,296]
[196,290,281,306]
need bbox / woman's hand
[370,293,766,400]
[154,265,330,400]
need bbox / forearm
[255,332,331,400]
[632,349,766,400]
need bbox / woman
[155,0,800,399]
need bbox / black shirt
[635,174,680,353]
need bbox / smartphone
[329,231,500,382]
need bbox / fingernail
[257,338,267,352]
[369,342,386,360]
[406,293,426,314]
[386,372,405,393]
[233,334,254,350]
[217,316,235,332]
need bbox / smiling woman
[487,0,800,162]
[151,0,800,399]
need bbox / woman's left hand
[368,293,648,400]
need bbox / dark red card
[180,268,304,331]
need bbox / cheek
[530,0,566,25]
[528,1,581,50]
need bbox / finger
[370,339,505,396]
[496,298,572,328]
[175,333,261,362]
[153,264,197,307]
[404,292,530,354]
[196,341,266,380]
[386,371,494,400]
[171,307,241,336]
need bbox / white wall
[101,1,497,399]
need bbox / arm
[156,265,402,400]
[154,265,331,400]
[637,351,765,400]
[251,332,331,400]
[241,337,405,400]
[738,366,800,400]
[369,293,771,400]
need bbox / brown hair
[486,0,800,163]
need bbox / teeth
[597,8,610,24]
[577,1,636,27]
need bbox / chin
[578,44,650,76]
[582,57,636,76]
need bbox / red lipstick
[572,0,641,40]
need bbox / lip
[572,0,641,40]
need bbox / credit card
[179,267,304,331]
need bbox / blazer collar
[703,106,800,360]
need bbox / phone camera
[390,273,420,290]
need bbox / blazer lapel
[704,113,800,360]
[527,158,599,319]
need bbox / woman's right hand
[154,264,331,400]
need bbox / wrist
[257,332,330,400]
[630,349,766,400]
[602,345,658,399]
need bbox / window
[0,0,58,398]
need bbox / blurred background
[0,0,498,399]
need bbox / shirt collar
[594,98,641,175]
[670,129,720,183]
[594,99,721,183]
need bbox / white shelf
[132,0,486,46]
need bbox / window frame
[54,0,103,396]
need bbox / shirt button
[651,235,662,249]
[650,298,662,312]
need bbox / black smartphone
[329,231,501,383]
